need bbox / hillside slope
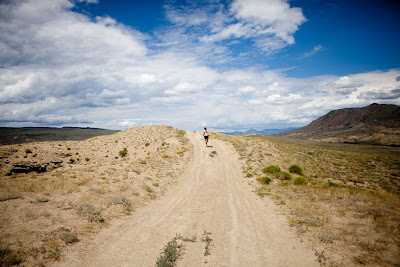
[281,103,400,146]
[0,125,192,266]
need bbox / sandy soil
[0,125,192,266]
[52,131,317,266]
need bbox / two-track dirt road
[53,131,318,266]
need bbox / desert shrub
[162,154,170,159]
[256,176,272,184]
[145,142,150,147]
[176,130,185,138]
[276,171,292,180]
[289,164,303,175]
[76,179,88,185]
[279,180,290,186]
[262,165,281,174]
[66,146,71,150]
[246,172,254,177]
[69,158,75,163]
[106,195,132,211]
[85,157,90,162]
[119,147,128,157]
[144,185,154,193]
[25,148,32,153]
[327,180,339,187]
[71,203,104,222]
[60,228,79,244]
[293,176,307,185]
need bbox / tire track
[53,131,317,267]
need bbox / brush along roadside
[217,133,400,267]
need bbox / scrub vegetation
[218,133,400,266]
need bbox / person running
[203,127,209,146]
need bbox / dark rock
[7,163,49,176]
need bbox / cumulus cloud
[230,0,306,45]
[163,0,306,55]
[0,0,399,131]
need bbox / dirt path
[53,132,318,266]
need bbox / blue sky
[0,0,399,131]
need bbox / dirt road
[54,132,317,266]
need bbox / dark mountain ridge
[0,127,119,145]
[280,103,400,146]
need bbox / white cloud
[231,0,306,44]
[237,86,256,94]
[163,0,306,56]
[165,82,197,95]
[0,0,399,131]
[118,120,136,127]
[300,45,326,58]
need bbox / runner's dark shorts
[204,136,209,139]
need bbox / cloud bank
[0,0,399,131]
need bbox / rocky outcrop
[7,161,63,176]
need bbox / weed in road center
[156,237,180,267]
[202,230,213,256]
[156,233,197,267]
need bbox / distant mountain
[280,103,400,146]
[222,127,297,135]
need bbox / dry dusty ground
[216,133,400,266]
[0,126,192,266]
[49,130,318,266]
[3,126,398,266]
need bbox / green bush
[119,147,128,157]
[246,172,254,177]
[145,142,150,147]
[262,165,281,174]
[293,176,307,185]
[327,180,339,187]
[289,165,303,175]
[156,238,179,267]
[256,176,272,184]
[276,171,292,180]
[25,148,32,153]
[278,180,290,186]
[176,130,186,138]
